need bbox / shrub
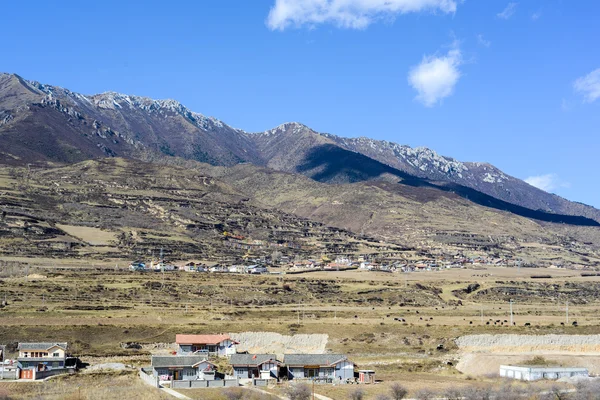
[390,382,408,400]
[285,383,311,400]
[414,389,436,400]
[350,388,365,400]
[223,388,244,400]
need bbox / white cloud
[525,174,570,192]
[266,0,458,30]
[531,11,541,21]
[408,43,462,107]
[574,68,600,103]
[476,34,491,47]
[497,2,517,19]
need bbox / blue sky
[2,0,599,207]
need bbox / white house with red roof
[176,334,238,357]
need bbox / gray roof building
[284,354,349,366]
[151,355,213,368]
[18,343,68,351]
[229,354,280,366]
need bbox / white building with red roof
[176,334,238,357]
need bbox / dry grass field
[0,371,170,400]
[1,262,600,399]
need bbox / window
[52,362,60,368]
[53,353,60,357]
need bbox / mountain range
[1,72,599,265]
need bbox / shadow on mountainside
[296,144,600,227]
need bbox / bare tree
[414,389,436,400]
[285,383,311,400]
[390,383,408,400]
[461,386,494,400]
[572,380,600,400]
[350,388,365,400]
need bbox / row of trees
[225,380,600,400]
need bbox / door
[173,370,180,380]
[306,368,318,378]
[20,369,34,379]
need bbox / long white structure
[500,365,589,381]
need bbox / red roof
[175,334,238,345]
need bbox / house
[151,355,217,381]
[176,334,238,357]
[284,354,354,382]
[229,354,280,379]
[129,260,146,271]
[17,342,68,372]
[183,262,197,272]
[248,266,268,274]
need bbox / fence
[139,369,160,388]
[0,370,18,380]
[253,378,277,387]
[171,378,239,389]
[35,368,74,380]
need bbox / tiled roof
[151,355,213,368]
[17,343,67,351]
[17,357,65,362]
[229,354,279,366]
[175,334,237,345]
[284,354,349,366]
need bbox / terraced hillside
[0,158,393,261]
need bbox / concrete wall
[139,369,160,388]
[172,379,239,389]
[35,368,73,380]
[0,370,18,380]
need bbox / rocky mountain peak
[260,122,312,136]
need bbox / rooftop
[284,354,349,366]
[229,354,279,366]
[152,355,214,368]
[175,334,237,345]
[18,343,67,351]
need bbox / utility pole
[480,304,484,324]
[509,299,514,326]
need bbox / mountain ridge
[0,72,598,225]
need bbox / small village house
[151,355,217,381]
[229,354,280,379]
[284,354,354,382]
[176,334,238,357]
[17,342,68,378]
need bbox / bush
[223,388,244,400]
[390,382,408,400]
[414,389,436,400]
[443,387,464,400]
[350,388,365,400]
[285,383,311,400]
